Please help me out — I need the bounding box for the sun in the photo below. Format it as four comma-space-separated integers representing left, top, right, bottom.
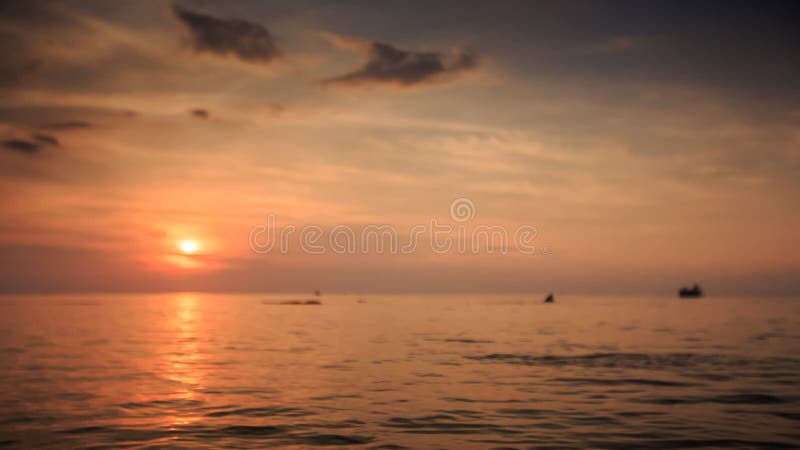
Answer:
179, 240, 199, 255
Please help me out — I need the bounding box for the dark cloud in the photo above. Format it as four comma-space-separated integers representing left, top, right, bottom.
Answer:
32, 133, 60, 146
172, 6, 280, 64
3, 139, 42, 154
325, 40, 478, 86
0, 0, 77, 90
42, 121, 92, 130
0, 57, 42, 87
0, 0, 70, 25
190, 108, 209, 119
2, 131, 61, 154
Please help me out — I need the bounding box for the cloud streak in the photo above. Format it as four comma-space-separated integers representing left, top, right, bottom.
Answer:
323, 35, 477, 87
173, 6, 280, 64
3, 132, 61, 155
42, 121, 92, 130
3, 139, 42, 155
32, 133, 59, 146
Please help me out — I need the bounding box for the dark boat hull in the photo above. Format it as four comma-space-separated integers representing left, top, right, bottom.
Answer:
678, 289, 703, 298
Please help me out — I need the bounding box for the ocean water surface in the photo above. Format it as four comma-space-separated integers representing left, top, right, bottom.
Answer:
0, 294, 798, 449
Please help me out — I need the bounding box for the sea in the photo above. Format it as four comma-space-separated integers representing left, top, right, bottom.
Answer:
0, 293, 798, 449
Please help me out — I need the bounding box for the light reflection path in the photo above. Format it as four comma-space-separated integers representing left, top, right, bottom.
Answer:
164, 293, 204, 429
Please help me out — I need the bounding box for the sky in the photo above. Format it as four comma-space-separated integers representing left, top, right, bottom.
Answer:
1, 0, 799, 295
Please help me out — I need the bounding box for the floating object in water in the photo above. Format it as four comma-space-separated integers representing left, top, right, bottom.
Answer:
678, 284, 703, 298
263, 299, 322, 305
544, 293, 555, 303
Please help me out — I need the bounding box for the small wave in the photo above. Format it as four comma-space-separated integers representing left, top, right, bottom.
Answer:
57, 423, 375, 447
219, 425, 287, 436
309, 394, 362, 401
495, 408, 551, 417
548, 377, 701, 387
414, 372, 444, 378
381, 414, 518, 435
60, 426, 167, 442
774, 412, 800, 421
585, 438, 800, 449
442, 397, 524, 404
441, 338, 495, 344
615, 411, 666, 418
750, 332, 784, 342
466, 352, 800, 372
724, 410, 800, 421
206, 406, 315, 418
636, 393, 789, 405
297, 433, 373, 445
0, 416, 40, 426
119, 398, 204, 409
320, 363, 353, 370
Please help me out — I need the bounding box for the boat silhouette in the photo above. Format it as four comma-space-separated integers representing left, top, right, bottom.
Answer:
678, 284, 703, 298
544, 293, 555, 303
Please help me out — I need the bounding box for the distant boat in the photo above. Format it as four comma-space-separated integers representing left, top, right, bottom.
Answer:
263, 299, 322, 306
679, 284, 703, 298
544, 293, 555, 303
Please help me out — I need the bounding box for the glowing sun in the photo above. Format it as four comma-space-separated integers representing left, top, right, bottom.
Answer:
179, 240, 199, 255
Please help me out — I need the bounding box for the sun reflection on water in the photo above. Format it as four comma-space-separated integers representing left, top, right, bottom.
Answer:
164, 293, 206, 428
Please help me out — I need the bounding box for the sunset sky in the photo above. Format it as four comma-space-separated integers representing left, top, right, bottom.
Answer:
1, 0, 798, 294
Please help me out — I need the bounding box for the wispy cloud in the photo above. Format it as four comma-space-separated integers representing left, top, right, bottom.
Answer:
322, 34, 477, 87
32, 133, 60, 146
173, 5, 280, 64
3, 132, 61, 155
42, 120, 92, 130
3, 139, 42, 155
